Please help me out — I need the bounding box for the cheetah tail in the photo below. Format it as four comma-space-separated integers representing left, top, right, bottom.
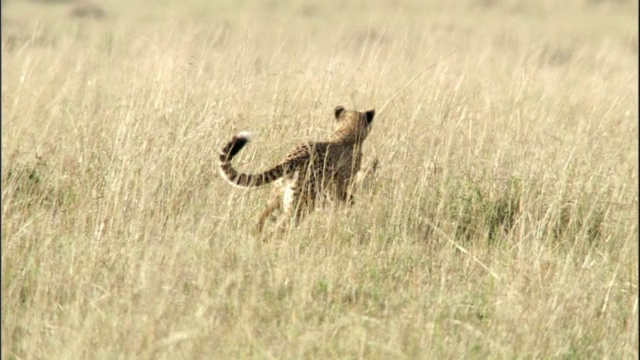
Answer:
218, 132, 285, 188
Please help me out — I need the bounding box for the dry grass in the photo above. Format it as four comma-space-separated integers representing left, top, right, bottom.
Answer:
2, 0, 638, 358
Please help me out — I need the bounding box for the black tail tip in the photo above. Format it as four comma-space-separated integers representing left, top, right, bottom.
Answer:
229, 136, 250, 157
221, 132, 251, 161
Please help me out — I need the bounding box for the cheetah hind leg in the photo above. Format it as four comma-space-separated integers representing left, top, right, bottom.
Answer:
254, 194, 282, 235
273, 182, 312, 235
273, 203, 310, 235
258, 171, 312, 236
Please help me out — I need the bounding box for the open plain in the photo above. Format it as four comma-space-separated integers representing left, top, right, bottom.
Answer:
2, 0, 638, 358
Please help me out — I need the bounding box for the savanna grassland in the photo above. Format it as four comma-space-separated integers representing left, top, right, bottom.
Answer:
2, 0, 638, 358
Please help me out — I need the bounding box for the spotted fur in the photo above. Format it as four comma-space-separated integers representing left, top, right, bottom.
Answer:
219, 106, 376, 233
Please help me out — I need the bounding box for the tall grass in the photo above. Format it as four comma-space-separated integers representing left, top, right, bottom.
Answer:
2, 0, 638, 358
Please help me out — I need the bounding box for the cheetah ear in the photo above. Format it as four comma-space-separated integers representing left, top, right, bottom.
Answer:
334, 106, 345, 120
365, 109, 375, 124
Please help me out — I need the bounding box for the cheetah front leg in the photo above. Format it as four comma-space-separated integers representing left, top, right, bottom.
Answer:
345, 158, 379, 205
354, 158, 379, 188
336, 177, 355, 206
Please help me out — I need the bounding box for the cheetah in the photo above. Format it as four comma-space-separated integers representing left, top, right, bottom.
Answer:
219, 106, 376, 233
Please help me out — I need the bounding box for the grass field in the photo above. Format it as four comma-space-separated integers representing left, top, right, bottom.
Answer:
2, 0, 638, 358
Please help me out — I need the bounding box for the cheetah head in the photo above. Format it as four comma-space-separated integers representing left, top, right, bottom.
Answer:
333, 106, 375, 143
